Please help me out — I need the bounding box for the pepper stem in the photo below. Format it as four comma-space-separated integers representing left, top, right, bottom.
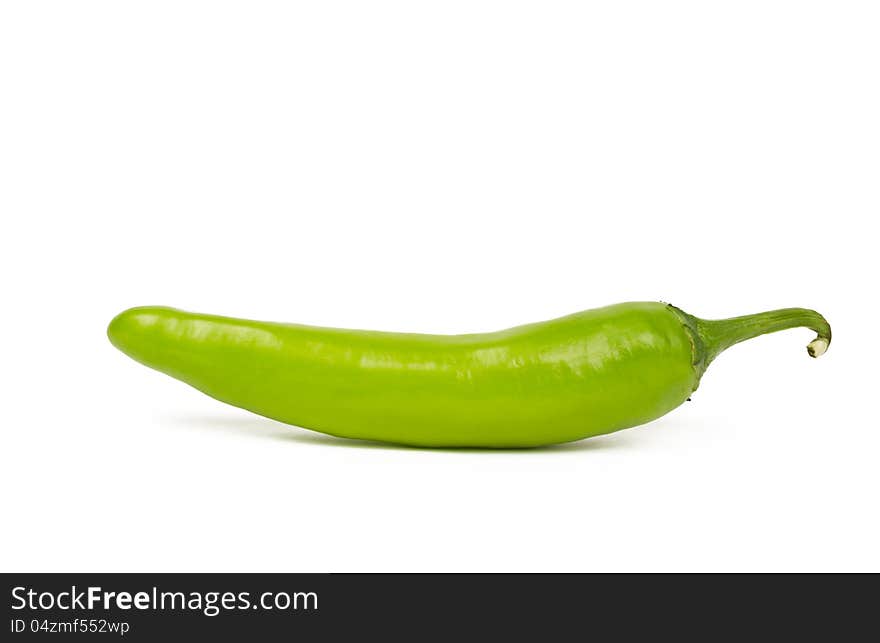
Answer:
695, 307, 832, 367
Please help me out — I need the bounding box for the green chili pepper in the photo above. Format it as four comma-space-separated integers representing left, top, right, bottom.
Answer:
107, 302, 830, 447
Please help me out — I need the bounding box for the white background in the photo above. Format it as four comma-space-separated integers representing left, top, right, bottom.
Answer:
1, 2, 877, 572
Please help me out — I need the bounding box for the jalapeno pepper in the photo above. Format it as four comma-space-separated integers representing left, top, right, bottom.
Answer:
107, 302, 830, 447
